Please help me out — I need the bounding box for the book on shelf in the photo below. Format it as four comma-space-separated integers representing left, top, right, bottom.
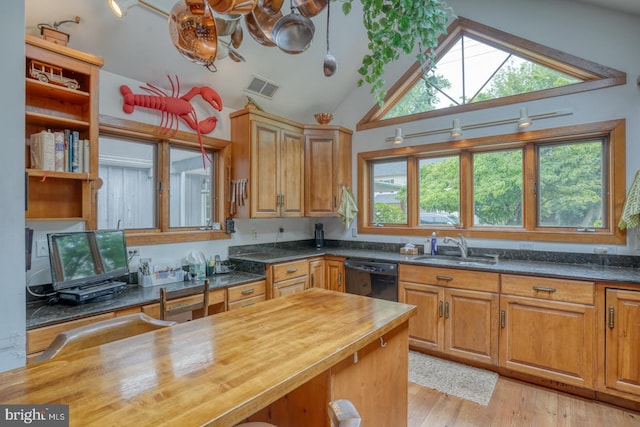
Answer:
72, 130, 80, 172
30, 129, 89, 174
83, 139, 90, 173
29, 130, 55, 171
54, 131, 65, 171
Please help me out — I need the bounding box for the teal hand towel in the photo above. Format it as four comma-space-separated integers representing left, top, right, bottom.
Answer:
338, 186, 358, 228
619, 170, 640, 230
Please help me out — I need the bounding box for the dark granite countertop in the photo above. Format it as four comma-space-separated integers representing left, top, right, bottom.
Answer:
26, 271, 265, 330
229, 248, 640, 285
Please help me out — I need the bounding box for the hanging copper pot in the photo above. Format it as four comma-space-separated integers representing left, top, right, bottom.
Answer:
258, 0, 284, 15
245, 5, 282, 47
292, 0, 327, 18
169, 0, 218, 69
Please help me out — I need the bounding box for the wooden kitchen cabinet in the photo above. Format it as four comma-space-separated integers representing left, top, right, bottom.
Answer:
270, 259, 310, 298
399, 264, 500, 365
227, 280, 266, 310
303, 126, 352, 217
309, 258, 326, 289
603, 287, 640, 398
325, 257, 345, 293
24, 34, 103, 228
230, 106, 304, 218
499, 274, 596, 388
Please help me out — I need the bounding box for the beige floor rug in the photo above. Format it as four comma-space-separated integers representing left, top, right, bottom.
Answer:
408, 351, 499, 406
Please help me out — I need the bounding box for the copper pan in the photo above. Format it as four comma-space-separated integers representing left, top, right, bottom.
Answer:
292, 0, 327, 18
258, 0, 284, 15
245, 5, 283, 47
209, 0, 257, 15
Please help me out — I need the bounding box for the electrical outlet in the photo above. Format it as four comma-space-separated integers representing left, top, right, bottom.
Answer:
36, 239, 48, 258
128, 248, 140, 257
252, 229, 258, 240
279, 227, 284, 233
351, 227, 357, 237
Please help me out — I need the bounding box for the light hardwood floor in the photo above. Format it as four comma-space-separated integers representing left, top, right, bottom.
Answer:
408, 377, 640, 426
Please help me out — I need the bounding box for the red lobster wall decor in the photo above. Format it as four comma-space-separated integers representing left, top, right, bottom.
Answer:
119, 75, 223, 166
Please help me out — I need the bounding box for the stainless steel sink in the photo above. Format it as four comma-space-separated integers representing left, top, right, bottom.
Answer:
414, 254, 499, 266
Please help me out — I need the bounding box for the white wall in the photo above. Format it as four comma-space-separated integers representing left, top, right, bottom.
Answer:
0, 2, 26, 371
333, 0, 640, 255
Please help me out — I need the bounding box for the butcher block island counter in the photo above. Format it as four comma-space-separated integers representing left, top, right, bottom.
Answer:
1, 289, 416, 427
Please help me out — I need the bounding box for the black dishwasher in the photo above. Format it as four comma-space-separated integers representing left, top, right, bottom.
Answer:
344, 259, 398, 302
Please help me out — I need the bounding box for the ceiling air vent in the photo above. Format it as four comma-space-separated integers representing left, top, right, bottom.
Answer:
245, 75, 280, 100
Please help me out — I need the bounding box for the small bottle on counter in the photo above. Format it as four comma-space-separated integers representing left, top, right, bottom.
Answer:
430, 232, 438, 255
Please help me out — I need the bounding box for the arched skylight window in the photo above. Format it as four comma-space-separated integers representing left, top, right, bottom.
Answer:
357, 18, 626, 131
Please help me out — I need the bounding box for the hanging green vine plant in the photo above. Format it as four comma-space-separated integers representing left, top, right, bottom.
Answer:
341, 0, 455, 105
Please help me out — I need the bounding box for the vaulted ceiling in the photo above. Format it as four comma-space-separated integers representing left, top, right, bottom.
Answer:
24, 0, 640, 124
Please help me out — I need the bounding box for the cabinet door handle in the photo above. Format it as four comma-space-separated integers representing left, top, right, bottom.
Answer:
436, 275, 453, 282
240, 288, 255, 295
444, 301, 449, 319
532, 286, 556, 293
500, 310, 506, 328
281, 194, 285, 207
241, 302, 256, 308
438, 300, 443, 317
608, 307, 615, 329
286, 268, 298, 274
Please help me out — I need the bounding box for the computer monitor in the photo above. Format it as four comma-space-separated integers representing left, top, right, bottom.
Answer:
47, 230, 129, 291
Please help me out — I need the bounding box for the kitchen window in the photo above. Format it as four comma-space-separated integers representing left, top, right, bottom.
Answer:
98, 115, 231, 245
358, 119, 625, 244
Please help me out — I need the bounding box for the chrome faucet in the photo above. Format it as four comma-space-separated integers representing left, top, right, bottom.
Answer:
443, 234, 469, 258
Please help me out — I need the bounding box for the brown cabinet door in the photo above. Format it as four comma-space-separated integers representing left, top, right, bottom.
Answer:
326, 259, 344, 292
605, 288, 640, 396
279, 127, 305, 217
273, 277, 308, 298
251, 120, 280, 217
500, 294, 595, 388
445, 288, 499, 365
304, 127, 352, 217
399, 281, 444, 353
309, 259, 326, 289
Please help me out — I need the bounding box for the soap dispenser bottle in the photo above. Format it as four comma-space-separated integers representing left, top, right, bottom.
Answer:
430, 232, 438, 255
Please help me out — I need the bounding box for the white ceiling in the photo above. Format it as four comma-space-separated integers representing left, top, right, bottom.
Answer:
24, 0, 640, 123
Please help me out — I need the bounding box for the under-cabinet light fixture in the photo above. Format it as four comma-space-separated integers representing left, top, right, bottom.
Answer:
450, 119, 463, 137
386, 108, 573, 143
392, 128, 404, 145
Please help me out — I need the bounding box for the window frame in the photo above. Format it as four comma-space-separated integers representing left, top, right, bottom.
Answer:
99, 114, 231, 246
356, 17, 626, 132
357, 119, 626, 244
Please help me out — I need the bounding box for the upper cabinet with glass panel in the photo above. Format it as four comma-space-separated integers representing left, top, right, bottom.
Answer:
357, 18, 626, 130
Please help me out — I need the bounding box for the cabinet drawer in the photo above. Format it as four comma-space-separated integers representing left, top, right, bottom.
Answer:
27, 312, 116, 354
501, 274, 594, 305
228, 280, 266, 303
272, 259, 309, 282
399, 264, 499, 293
228, 294, 267, 310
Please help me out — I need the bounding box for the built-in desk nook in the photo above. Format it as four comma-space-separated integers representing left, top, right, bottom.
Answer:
4, 288, 416, 426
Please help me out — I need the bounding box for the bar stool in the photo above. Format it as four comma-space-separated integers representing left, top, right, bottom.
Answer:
160, 278, 210, 321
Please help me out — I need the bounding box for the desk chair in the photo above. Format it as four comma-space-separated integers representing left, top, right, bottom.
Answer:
160, 279, 210, 321
35, 313, 176, 362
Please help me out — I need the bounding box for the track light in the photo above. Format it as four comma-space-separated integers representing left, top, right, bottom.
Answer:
108, 0, 139, 18
517, 107, 532, 129
450, 119, 463, 137
393, 128, 404, 145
